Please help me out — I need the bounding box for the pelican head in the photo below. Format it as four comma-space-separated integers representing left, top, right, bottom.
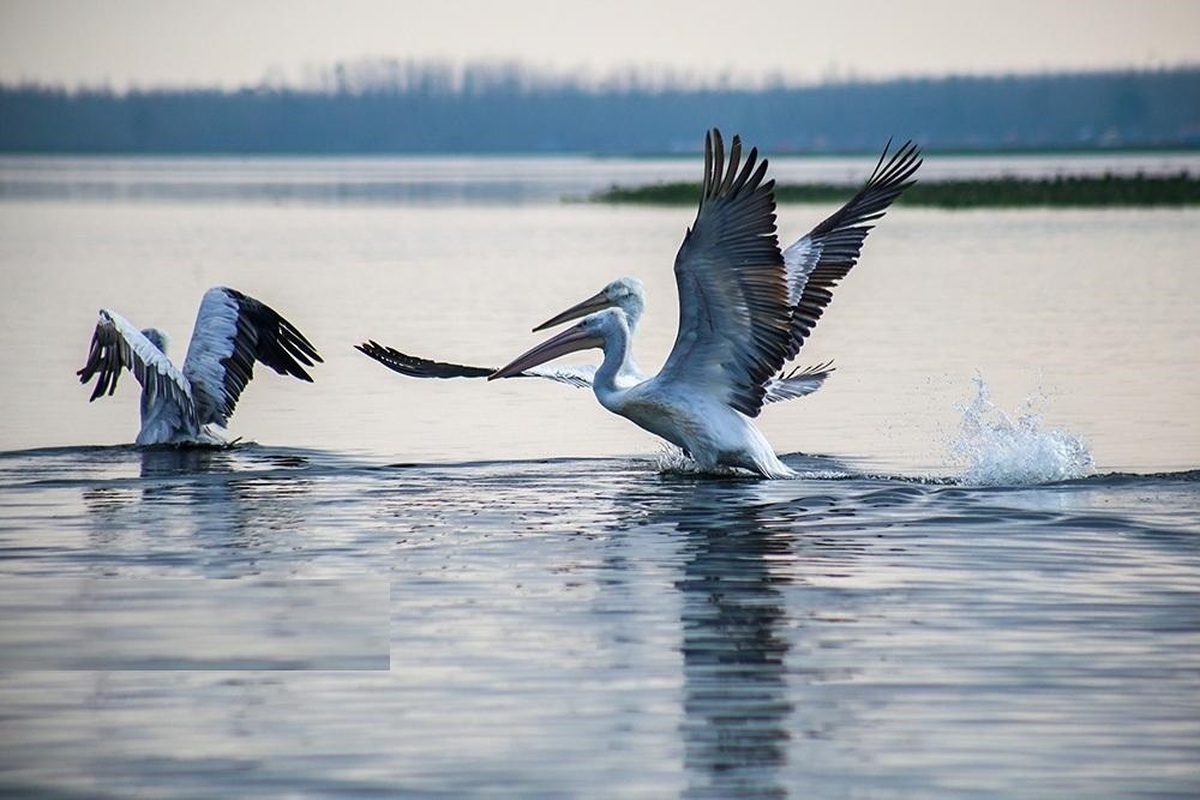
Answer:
533, 276, 645, 332
492, 308, 626, 380
141, 327, 169, 354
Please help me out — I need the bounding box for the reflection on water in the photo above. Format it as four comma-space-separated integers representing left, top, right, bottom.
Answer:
73, 445, 330, 578
667, 488, 795, 799
627, 480, 879, 798
0, 447, 1197, 796
2, 446, 389, 673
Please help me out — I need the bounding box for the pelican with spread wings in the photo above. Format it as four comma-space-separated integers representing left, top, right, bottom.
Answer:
489, 130, 921, 477
356, 275, 832, 402
78, 286, 322, 445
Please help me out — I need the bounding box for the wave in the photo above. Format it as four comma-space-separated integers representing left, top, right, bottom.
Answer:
0, 439, 1193, 489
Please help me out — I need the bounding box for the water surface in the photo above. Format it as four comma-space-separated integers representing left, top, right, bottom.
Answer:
1, 154, 1198, 798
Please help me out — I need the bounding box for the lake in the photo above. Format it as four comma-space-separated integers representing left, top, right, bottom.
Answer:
1, 152, 1198, 798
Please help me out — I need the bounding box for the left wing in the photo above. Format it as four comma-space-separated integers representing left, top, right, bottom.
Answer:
655, 129, 793, 418
356, 340, 594, 388
356, 341, 493, 379
182, 287, 322, 427
77, 308, 198, 423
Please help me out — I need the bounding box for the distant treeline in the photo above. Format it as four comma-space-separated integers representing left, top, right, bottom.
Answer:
2, 63, 1198, 154
593, 173, 1200, 208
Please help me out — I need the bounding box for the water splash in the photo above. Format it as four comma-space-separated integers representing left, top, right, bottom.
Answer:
949, 373, 1093, 487
652, 444, 739, 477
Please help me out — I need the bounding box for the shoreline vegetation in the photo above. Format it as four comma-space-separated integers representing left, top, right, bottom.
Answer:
589, 172, 1200, 208
3, 66, 1198, 154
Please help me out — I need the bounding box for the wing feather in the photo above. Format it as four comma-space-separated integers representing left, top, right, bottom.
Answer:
356, 340, 493, 379
521, 364, 596, 388
656, 129, 793, 418
77, 309, 198, 424
782, 139, 922, 360
183, 287, 322, 427
763, 360, 835, 404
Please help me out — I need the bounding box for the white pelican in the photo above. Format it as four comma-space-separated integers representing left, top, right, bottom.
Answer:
78, 286, 322, 445
489, 130, 921, 478
356, 276, 833, 402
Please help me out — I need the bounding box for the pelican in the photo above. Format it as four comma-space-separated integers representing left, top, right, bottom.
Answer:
490, 130, 921, 478
356, 276, 833, 402
77, 286, 323, 445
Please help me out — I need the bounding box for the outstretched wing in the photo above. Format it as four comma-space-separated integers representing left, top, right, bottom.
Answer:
77, 308, 198, 421
782, 139, 922, 360
182, 287, 322, 427
356, 340, 493, 379
763, 360, 835, 405
655, 129, 793, 418
355, 340, 594, 388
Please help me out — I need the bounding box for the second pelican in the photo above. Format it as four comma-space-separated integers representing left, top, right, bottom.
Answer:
490, 129, 920, 477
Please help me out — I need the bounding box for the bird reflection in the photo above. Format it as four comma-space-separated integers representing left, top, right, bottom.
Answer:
629, 482, 796, 799
138, 443, 240, 478
681, 517, 792, 794
604, 470, 878, 798
81, 444, 315, 576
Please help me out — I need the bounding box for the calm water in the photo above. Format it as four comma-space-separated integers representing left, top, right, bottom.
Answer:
1, 154, 1198, 798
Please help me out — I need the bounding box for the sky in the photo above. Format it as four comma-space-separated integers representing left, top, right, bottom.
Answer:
1, 0, 1198, 90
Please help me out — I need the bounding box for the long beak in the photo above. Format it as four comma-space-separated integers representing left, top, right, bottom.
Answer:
489, 322, 604, 380
533, 288, 612, 332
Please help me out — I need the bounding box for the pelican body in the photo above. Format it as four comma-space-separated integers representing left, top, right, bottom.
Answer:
491, 129, 921, 478
78, 286, 322, 445
504, 307, 793, 476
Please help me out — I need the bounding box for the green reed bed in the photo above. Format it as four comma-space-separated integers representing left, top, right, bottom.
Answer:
591, 172, 1200, 208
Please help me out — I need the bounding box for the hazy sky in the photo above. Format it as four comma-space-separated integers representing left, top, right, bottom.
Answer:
1, 0, 1197, 89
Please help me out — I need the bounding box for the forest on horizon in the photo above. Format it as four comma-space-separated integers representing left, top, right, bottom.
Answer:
1, 62, 1197, 154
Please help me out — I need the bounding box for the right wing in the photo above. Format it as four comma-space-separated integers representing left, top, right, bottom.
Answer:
77, 309, 198, 421
781, 139, 922, 361
182, 287, 322, 427
356, 340, 594, 388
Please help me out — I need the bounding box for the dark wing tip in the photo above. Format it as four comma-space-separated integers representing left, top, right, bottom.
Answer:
77, 317, 124, 401
235, 295, 322, 383
782, 138, 923, 362
869, 138, 923, 192
356, 339, 494, 380
780, 359, 836, 380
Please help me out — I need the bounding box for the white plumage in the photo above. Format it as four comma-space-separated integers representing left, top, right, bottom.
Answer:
78, 286, 322, 445
490, 129, 921, 478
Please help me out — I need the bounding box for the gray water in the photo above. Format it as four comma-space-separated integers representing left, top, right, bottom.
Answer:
1, 154, 1198, 798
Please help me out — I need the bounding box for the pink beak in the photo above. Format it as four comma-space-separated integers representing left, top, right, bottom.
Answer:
532, 288, 612, 332
489, 321, 604, 380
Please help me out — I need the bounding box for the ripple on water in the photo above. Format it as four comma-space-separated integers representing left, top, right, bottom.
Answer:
0, 443, 1197, 798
